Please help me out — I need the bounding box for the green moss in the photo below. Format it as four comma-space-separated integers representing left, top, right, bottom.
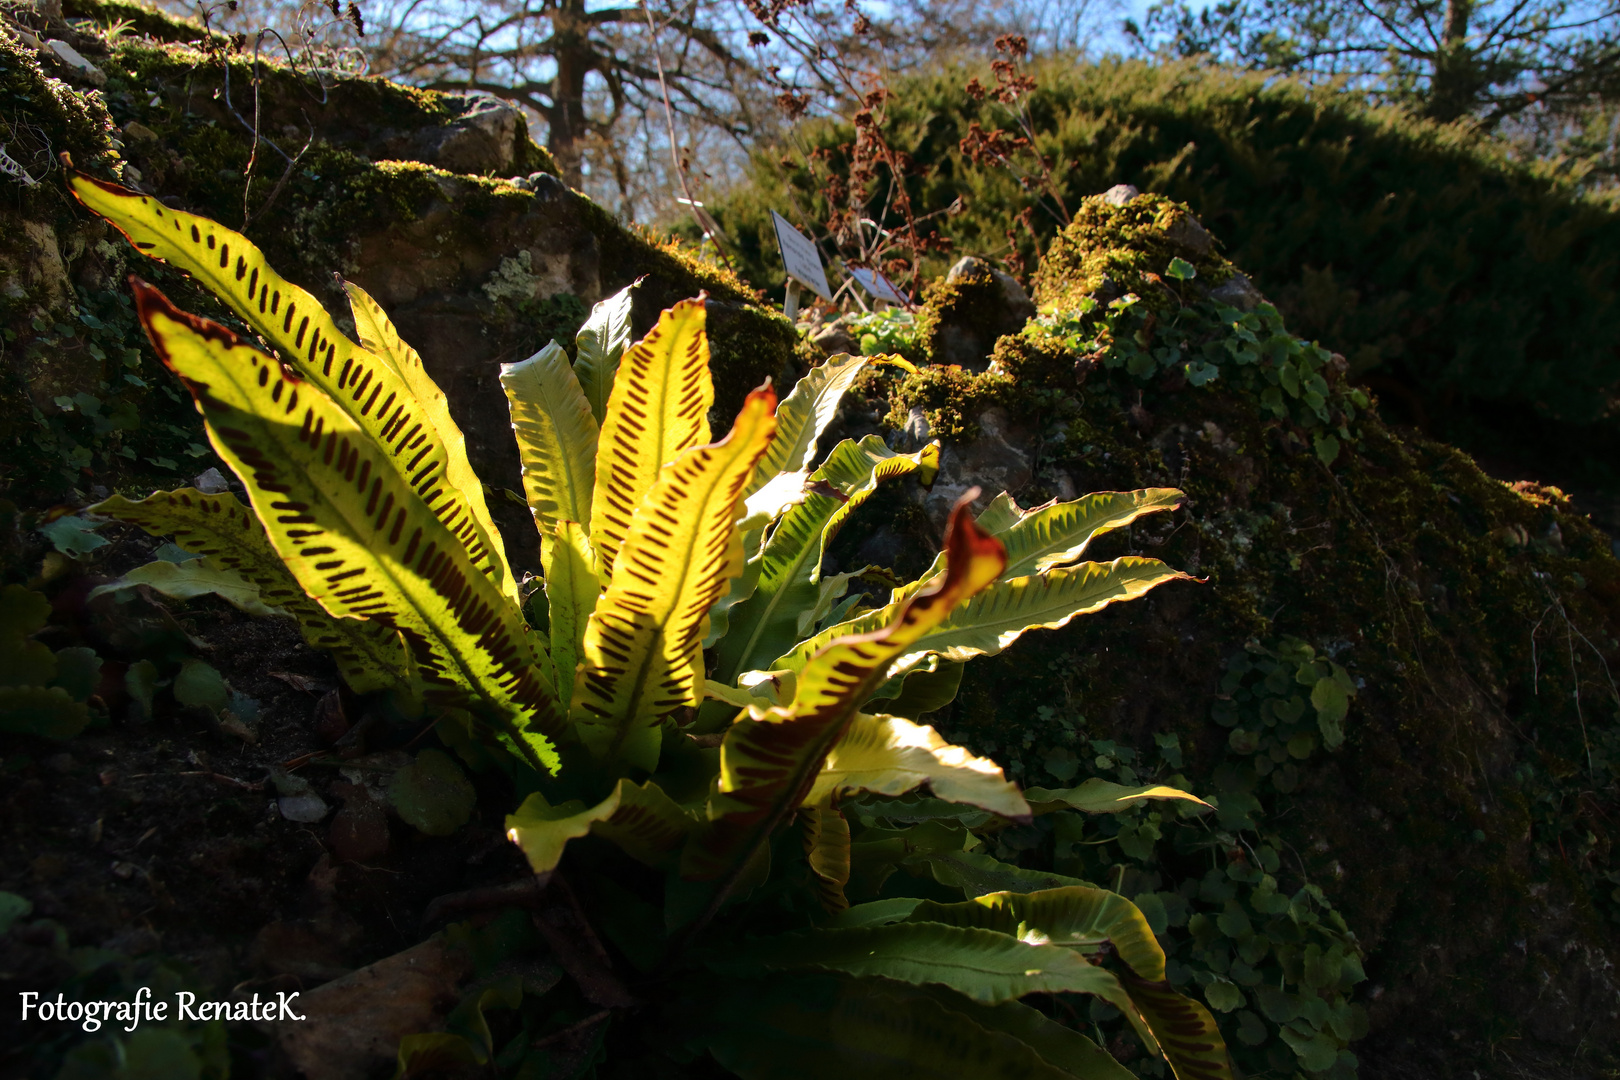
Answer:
1033, 192, 1234, 315
0, 34, 122, 207
914, 262, 1016, 363
883, 364, 1016, 441
64, 0, 217, 44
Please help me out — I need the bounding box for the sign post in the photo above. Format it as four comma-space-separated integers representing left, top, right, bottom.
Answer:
770, 211, 831, 321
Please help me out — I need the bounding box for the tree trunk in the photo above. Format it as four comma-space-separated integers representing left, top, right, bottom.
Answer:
1427, 0, 1479, 123
547, 0, 592, 187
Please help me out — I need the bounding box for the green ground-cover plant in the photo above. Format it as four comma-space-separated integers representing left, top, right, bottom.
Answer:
1029, 260, 1370, 466
1016, 640, 1369, 1079
0, 583, 104, 740
64, 171, 1239, 1077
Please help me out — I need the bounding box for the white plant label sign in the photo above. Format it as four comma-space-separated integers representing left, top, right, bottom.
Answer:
847, 266, 909, 306
770, 211, 832, 301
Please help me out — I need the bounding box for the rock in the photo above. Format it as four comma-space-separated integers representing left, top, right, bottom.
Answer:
918, 407, 1032, 529
1163, 213, 1214, 257
276, 936, 472, 1080
1206, 271, 1265, 311
120, 121, 159, 144
945, 256, 1037, 322
192, 467, 230, 494
924, 257, 1038, 371
1102, 183, 1140, 206
899, 405, 931, 451
414, 93, 523, 175
812, 322, 860, 357
44, 39, 105, 86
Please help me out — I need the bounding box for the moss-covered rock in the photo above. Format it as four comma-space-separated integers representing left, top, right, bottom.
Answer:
1033, 190, 1239, 314
915, 255, 1036, 370
842, 190, 1620, 1078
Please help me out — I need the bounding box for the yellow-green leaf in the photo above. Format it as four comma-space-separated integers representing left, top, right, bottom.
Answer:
993, 489, 1185, 578
69, 174, 517, 609
88, 558, 284, 617
588, 296, 713, 580
573, 386, 778, 770
501, 341, 599, 545
544, 520, 598, 712
779, 557, 1191, 679
713, 436, 941, 687
904, 887, 1236, 1080
91, 488, 408, 694
744, 352, 869, 499
907, 887, 1166, 980
506, 778, 697, 873
804, 712, 1029, 820
574, 283, 638, 425
1023, 778, 1211, 816
132, 282, 561, 770
1119, 975, 1236, 1080
801, 802, 852, 913
343, 278, 515, 607
717, 922, 1126, 1005
684, 494, 1006, 881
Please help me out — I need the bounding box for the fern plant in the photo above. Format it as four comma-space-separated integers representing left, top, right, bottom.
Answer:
69, 171, 1235, 1080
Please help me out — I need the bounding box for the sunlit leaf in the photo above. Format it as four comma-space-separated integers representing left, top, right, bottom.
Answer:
684, 495, 1005, 881
69, 173, 518, 608
91, 488, 408, 694
573, 386, 777, 771
1023, 778, 1211, 816
574, 282, 638, 425
506, 778, 697, 873
501, 341, 599, 544
588, 297, 713, 580
804, 712, 1028, 819
745, 352, 869, 498
801, 802, 851, 912
130, 282, 561, 771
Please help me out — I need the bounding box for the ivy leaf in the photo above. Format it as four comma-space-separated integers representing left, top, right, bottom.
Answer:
39, 516, 108, 556
0, 891, 32, 934
389, 749, 476, 836
1184, 360, 1219, 386
50, 647, 102, 702
173, 659, 229, 713
1235, 1009, 1269, 1046
1165, 257, 1197, 281
1314, 432, 1341, 465
1279, 1024, 1341, 1072
1311, 677, 1350, 748
125, 659, 159, 721
1204, 977, 1244, 1012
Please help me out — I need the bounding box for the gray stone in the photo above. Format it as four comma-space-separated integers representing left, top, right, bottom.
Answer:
899, 405, 931, 451
45, 39, 105, 86
919, 407, 1032, 529
415, 94, 523, 175
932, 256, 1038, 371
1092, 273, 1121, 305
1206, 271, 1265, 312
1102, 184, 1140, 206
812, 323, 860, 357
1163, 214, 1214, 257
193, 467, 230, 494
945, 256, 1037, 323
